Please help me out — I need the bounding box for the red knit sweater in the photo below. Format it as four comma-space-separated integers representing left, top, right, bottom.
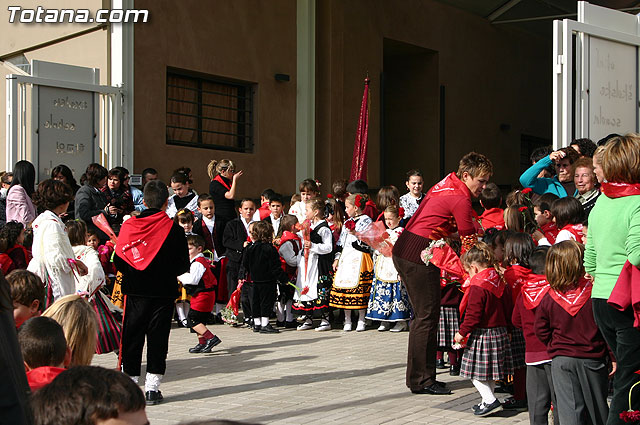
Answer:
459, 285, 513, 336
393, 174, 477, 264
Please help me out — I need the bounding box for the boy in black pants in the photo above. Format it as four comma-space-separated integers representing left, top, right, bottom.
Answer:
243, 221, 289, 333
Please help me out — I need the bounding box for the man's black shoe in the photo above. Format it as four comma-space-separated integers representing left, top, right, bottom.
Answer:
145, 390, 163, 405
188, 343, 205, 353
411, 383, 452, 395
201, 336, 222, 353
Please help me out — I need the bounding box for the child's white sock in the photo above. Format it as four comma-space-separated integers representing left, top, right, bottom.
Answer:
471, 379, 497, 404
261, 317, 269, 327
145, 373, 163, 392
285, 300, 294, 322
358, 309, 366, 322
344, 310, 352, 325
253, 317, 261, 326
275, 302, 285, 322
176, 302, 188, 323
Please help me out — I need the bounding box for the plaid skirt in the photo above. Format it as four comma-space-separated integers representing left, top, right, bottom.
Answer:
437, 306, 460, 349
91, 293, 123, 354
511, 328, 526, 369
460, 327, 513, 381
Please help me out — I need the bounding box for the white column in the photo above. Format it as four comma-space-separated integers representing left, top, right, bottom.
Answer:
111, 0, 134, 171
296, 0, 316, 189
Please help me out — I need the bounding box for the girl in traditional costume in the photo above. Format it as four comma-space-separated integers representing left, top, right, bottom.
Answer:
329, 194, 374, 332
365, 205, 410, 331
293, 198, 334, 331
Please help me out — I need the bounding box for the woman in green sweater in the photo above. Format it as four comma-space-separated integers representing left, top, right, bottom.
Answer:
584, 134, 640, 425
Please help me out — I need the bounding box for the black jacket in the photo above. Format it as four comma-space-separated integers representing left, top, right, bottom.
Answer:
75, 184, 109, 241
113, 208, 190, 298
242, 241, 289, 284
223, 218, 248, 263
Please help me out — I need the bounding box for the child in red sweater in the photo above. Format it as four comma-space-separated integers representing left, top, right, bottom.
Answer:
18, 316, 71, 391
478, 183, 505, 231
512, 247, 559, 425
532, 194, 559, 245
502, 232, 535, 410
535, 241, 610, 425
455, 242, 513, 417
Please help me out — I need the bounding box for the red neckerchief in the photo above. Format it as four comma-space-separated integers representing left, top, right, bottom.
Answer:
115, 211, 173, 270
548, 277, 592, 316
279, 231, 301, 248
601, 182, 640, 198
480, 208, 504, 230
459, 267, 504, 314
522, 273, 550, 309
0, 253, 14, 275
27, 366, 65, 391
560, 223, 583, 242
213, 174, 231, 191
541, 222, 559, 244
504, 264, 531, 302
194, 256, 217, 289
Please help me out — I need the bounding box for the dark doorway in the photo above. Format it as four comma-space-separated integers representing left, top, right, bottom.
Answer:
381, 39, 439, 190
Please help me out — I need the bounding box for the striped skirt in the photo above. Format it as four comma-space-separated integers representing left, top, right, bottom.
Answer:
92, 292, 123, 354
329, 254, 374, 310
437, 306, 460, 349
460, 327, 513, 381
511, 328, 526, 369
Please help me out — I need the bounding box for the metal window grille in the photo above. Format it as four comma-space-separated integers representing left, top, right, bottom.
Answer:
166, 70, 253, 152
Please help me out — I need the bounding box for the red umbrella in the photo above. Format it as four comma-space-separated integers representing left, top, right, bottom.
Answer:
349, 76, 371, 182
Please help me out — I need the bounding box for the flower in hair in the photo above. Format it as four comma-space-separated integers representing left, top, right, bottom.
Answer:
398, 207, 405, 218
355, 194, 364, 209
521, 188, 533, 194
315, 179, 322, 187
327, 194, 334, 199
518, 206, 528, 212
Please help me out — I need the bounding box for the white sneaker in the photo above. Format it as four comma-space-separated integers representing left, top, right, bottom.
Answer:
315, 323, 331, 332
378, 323, 390, 332
343, 323, 352, 332
297, 322, 313, 331
356, 321, 366, 332
390, 321, 407, 332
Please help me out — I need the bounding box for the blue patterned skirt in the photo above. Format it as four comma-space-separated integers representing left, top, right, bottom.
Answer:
365, 278, 411, 321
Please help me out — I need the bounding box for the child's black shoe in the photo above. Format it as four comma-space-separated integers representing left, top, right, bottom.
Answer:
260, 324, 279, 334
450, 365, 460, 376
201, 336, 222, 353
436, 359, 447, 369
276, 320, 286, 327
285, 320, 298, 328
253, 325, 262, 333
189, 343, 205, 353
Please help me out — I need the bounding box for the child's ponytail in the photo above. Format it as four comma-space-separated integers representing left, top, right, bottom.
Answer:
461, 241, 497, 269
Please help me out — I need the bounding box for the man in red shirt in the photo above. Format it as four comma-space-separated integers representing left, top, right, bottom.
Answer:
392, 152, 492, 395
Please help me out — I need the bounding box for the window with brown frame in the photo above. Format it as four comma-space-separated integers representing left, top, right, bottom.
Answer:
166, 69, 253, 152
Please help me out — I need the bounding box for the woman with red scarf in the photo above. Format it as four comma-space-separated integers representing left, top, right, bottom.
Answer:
584, 134, 640, 424
392, 152, 492, 395
207, 159, 243, 239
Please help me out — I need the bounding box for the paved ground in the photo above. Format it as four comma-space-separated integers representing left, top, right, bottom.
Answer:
93, 320, 529, 425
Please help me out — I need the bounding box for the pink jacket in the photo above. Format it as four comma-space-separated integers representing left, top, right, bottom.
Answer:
6, 185, 36, 227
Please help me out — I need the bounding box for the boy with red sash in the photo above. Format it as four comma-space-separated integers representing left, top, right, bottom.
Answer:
511, 247, 559, 425
178, 235, 221, 353
535, 241, 611, 425
114, 180, 190, 405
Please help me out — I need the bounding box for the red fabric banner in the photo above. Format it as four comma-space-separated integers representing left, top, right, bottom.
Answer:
350, 77, 370, 182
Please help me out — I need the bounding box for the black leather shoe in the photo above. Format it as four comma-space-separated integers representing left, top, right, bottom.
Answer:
275, 320, 285, 327
188, 343, 205, 353
145, 390, 163, 405
450, 365, 460, 376
435, 359, 447, 369
285, 320, 298, 328
474, 399, 503, 416
260, 324, 280, 334
253, 325, 262, 333
411, 383, 452, 395
201, 336, 222, 353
